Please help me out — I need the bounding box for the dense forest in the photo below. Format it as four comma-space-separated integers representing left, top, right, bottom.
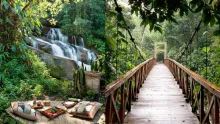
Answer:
105, 0, 220, 85
1, 0, 220, 123
0, 0, 105, 123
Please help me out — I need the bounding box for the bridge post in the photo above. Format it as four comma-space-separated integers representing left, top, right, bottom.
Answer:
134, 73, 137, 99
127, 80, 132, 112
190, 78, 195, 109
200, 85, 205, 122
140, 68, 143, 88
184, 74, 188, 97
213, 96, 219, 124
119, 84, 125, 123
105, 96, 112, 123
177, 67, 180, 84
137, 71, 140, 93
175, 65, 178, 81
181, 71, 184, 93
179, 70, 182, 88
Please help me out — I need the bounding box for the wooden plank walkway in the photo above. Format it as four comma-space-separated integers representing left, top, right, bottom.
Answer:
124, 63, 199, 124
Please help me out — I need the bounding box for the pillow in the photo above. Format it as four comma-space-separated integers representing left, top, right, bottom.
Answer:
11, 102, 37, 121
62, 101, 77, 109
68, 101, 102, 119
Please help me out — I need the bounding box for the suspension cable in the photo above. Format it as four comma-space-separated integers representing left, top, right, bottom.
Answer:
177, 20, 202, 61
177, 0, 213, 61
113, 0, 145, 60
185, 50, 187, 66
205, 26, 208, 79
197, 27, 199, 71
126, 30, 128, 71
116, 13, 119, 78
189, 42, 191, 69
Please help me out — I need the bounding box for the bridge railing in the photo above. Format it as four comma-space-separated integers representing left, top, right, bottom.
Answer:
104, 58, 156, 124
165, 58, 220, 124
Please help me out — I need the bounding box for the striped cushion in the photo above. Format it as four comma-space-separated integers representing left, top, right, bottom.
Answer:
68, 101, 102, 119
11, 102, 37, 121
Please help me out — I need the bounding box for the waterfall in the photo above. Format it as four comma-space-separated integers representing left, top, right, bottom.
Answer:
73, 36, 77, 45
47, 29, 56, 43
77, 37, 85, 47
56, 41, 77, 61
51, 44, 65, 57
30, 28, 97, 71
57, 29, 68, 43
29, 37, 38, 49
87, 50, 97, 63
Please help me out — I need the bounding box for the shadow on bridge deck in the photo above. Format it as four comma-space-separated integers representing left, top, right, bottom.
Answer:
124, 63, 199, 124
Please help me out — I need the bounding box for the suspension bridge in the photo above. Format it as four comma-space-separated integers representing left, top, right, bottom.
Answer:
104, 48, 220, 124
104, 28, 220, 123
103, 0, 220, 123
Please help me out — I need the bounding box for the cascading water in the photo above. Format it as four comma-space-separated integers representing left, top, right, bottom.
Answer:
30, 28, 97, 71
29, 37, 38, 49
73, 36, 77, 45
51, 44, 65, 57
77, 37, 85, 47
87, 50, 97, 63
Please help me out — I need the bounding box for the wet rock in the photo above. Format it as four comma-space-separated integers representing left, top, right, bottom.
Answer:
76, 47, 90, 64
30, 47, 78, 80
37, 42, 53, 55
41, 27, 51, 36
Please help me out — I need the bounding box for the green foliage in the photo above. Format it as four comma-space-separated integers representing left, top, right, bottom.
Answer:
0, 1, 46, 113
105, 2, 147, 83
0, 47, 70, 99
0, 94, 10, 111
33, 84, 43, 97
157, 52, 164, 62
0, 0, 41, 49
128, 0, 220, 35
47, 64, 65, 79
20, 82, 33, 99
202, 46, 211, 53
144, 5, 220, 87
87, 35, 105, 52
90, 54, 105, 73
0, 46, 73, 123
0, 47, 72, 122
0, 0, 105, 122
38, 0, 68, 25
209, 37, 220, 86
56, 0, 105, 52
71, 68, 101, 101
0, 112, 22, 124
87, 89, 95, 98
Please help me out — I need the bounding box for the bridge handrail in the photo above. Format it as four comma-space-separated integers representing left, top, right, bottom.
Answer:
104, 58, 156, 97
165, 58, 220, 123
165, 58, 220, 97
104, 58, 156, 123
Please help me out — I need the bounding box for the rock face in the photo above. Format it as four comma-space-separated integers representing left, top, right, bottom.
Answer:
27, 27, 98, 80
31, 47, 78, 80
29, 28, 96, 66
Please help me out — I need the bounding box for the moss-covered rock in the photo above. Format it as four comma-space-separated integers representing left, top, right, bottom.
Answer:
30, 47, 79, 80
47, 64, 65, 79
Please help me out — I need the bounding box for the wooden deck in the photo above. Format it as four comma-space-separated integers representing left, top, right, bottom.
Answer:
124, 63, 199, 124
